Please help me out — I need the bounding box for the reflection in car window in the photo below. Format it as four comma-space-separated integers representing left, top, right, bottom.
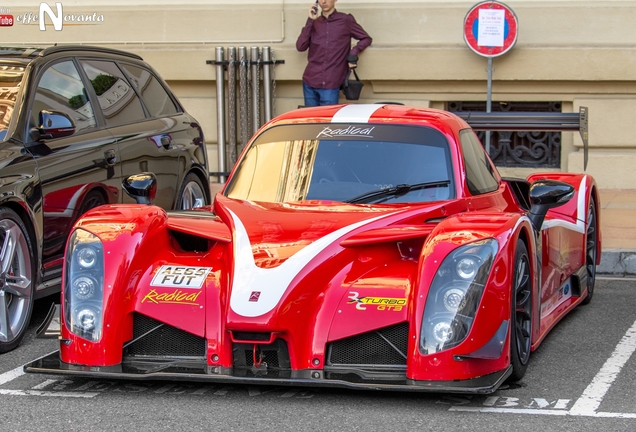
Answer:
460, 129, 499, 195
119, 63, 178, 117
32, 61, 96, 135
0, 64, 25, 141
80, 60, 146, 127
226, 125, 453, 204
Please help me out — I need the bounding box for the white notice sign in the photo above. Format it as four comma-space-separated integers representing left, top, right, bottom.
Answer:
478, 9, 505, 47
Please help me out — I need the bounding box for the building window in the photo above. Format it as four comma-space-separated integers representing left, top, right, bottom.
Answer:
447, 101, 562, 168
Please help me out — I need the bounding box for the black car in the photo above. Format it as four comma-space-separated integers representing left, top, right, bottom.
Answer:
0, 46, 211, 352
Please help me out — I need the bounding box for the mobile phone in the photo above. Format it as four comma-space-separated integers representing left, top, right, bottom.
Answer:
312, 1, 319, 15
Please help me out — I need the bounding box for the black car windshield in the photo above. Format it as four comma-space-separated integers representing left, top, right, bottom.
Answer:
0, 63, 26, 141
225, 123, 454, 204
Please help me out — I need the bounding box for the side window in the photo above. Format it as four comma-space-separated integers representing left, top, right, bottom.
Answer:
460, 129, 499, 195
32, 60, 97, 135
119, 63, 179, 117
79, 60, 146, 127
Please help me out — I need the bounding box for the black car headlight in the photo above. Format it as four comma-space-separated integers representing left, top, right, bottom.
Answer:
420, 239, 498, 355
64, 229, 105, 342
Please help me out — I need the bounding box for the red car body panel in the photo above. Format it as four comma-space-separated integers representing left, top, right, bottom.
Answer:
27, 104, 600, 393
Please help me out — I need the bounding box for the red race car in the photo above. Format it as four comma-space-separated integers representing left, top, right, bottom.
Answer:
26, 104, 599, 394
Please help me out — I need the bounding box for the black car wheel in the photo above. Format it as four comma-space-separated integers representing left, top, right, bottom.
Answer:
0, 208, 35, 353
177, 173, 208, 210
508, 240, 532, 382
582, 197, 598, 305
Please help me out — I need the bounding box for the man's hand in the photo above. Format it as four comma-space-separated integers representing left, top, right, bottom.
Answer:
348, 63, 357, 69
309, 2, 320, 20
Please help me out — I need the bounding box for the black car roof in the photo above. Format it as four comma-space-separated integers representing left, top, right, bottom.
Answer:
0, 45, 143, 61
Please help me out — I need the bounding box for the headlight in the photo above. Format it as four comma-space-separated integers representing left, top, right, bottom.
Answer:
420, 239, 498, 355
64, 229, 105, 342
72, 276, 97, 300
76, 246, 98, 269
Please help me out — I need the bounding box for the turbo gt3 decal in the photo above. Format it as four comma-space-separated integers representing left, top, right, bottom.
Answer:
150, 265, 212, 289
331, 104, 384, 123
228, 209, 392, 317
347, 291, 407, 311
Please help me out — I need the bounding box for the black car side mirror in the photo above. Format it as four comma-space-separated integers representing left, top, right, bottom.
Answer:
37, 110, 76, 139
123, 172, 157, 205
528, 180, 575, 230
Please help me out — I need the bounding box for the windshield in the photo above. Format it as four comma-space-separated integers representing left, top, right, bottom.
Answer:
0, 63, 26, 141
225, 124, 454, 204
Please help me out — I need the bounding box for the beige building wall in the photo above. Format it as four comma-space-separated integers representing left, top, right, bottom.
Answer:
4, 0, 636, 188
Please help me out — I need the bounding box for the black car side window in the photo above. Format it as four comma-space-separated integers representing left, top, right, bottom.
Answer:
32, 60, 97, 135
460, 129, 499, 195
79, 60, 146, 127
119, 63, 179, 118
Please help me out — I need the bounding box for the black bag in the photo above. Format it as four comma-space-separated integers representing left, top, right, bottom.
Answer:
341, 69, 364, 101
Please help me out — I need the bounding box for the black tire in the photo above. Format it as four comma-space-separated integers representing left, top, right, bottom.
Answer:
0, 207, 35, 353
176, 172, 208, 210
581, 197, 598, 305
508, 240, 532, 382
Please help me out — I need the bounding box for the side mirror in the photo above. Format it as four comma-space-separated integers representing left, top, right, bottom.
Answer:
123, 172, 157, 204
38, 110, 76, 139
528, 180, 575, 230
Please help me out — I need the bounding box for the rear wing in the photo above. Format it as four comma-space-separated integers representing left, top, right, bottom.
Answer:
455, 107, 589, 169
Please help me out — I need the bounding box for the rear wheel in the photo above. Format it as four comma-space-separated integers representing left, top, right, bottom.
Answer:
176, 173, 208, 210
582, 197, 598, 305
0, 208, 35, 353
508, 240, 532, 382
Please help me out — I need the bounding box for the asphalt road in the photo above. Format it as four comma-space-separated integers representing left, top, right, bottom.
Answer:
2, 278, 636, 432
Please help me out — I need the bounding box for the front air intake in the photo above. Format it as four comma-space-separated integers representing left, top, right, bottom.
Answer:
124, 313, 206, 358
327, 322, 409, 367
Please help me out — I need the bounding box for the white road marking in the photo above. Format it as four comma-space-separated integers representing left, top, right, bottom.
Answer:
31, 379, 58, 390
0, 366, 25, 386
0, 389, 98, 398
569, 318, 636, 415
449, 317, 636, 418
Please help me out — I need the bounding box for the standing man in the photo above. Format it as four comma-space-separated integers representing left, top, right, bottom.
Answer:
296, 0, 372, 106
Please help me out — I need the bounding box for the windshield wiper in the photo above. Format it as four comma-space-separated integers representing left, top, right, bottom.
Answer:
345, 180, 451, 204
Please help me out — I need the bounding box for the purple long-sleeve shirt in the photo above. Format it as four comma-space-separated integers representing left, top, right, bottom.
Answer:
296, 10, 372, 89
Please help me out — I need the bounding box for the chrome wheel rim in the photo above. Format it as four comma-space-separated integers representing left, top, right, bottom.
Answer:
180, 181, 206, 209
0, 219, 32, 343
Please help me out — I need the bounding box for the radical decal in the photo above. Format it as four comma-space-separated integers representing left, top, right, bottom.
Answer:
317, 125, 375, 139
347, 292, 407, 311
150, 265, 212, 289
141, 289, 202, 306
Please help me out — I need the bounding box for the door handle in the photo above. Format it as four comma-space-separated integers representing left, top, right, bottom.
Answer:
104, 149, 117, 165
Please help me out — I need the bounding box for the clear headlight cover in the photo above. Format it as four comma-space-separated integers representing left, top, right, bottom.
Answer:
64, 229, 105, 342
420, 239, 498, 355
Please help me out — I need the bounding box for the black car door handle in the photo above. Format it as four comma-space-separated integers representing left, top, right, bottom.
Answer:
104, 149, 117, 165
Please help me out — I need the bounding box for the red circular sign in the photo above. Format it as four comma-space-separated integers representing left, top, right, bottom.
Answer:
464, 1, 518, 58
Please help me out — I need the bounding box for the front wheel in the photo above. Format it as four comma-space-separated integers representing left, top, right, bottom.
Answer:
0, 207, 35, 353
508, 240, 532, 382
176, 172, 208, 210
